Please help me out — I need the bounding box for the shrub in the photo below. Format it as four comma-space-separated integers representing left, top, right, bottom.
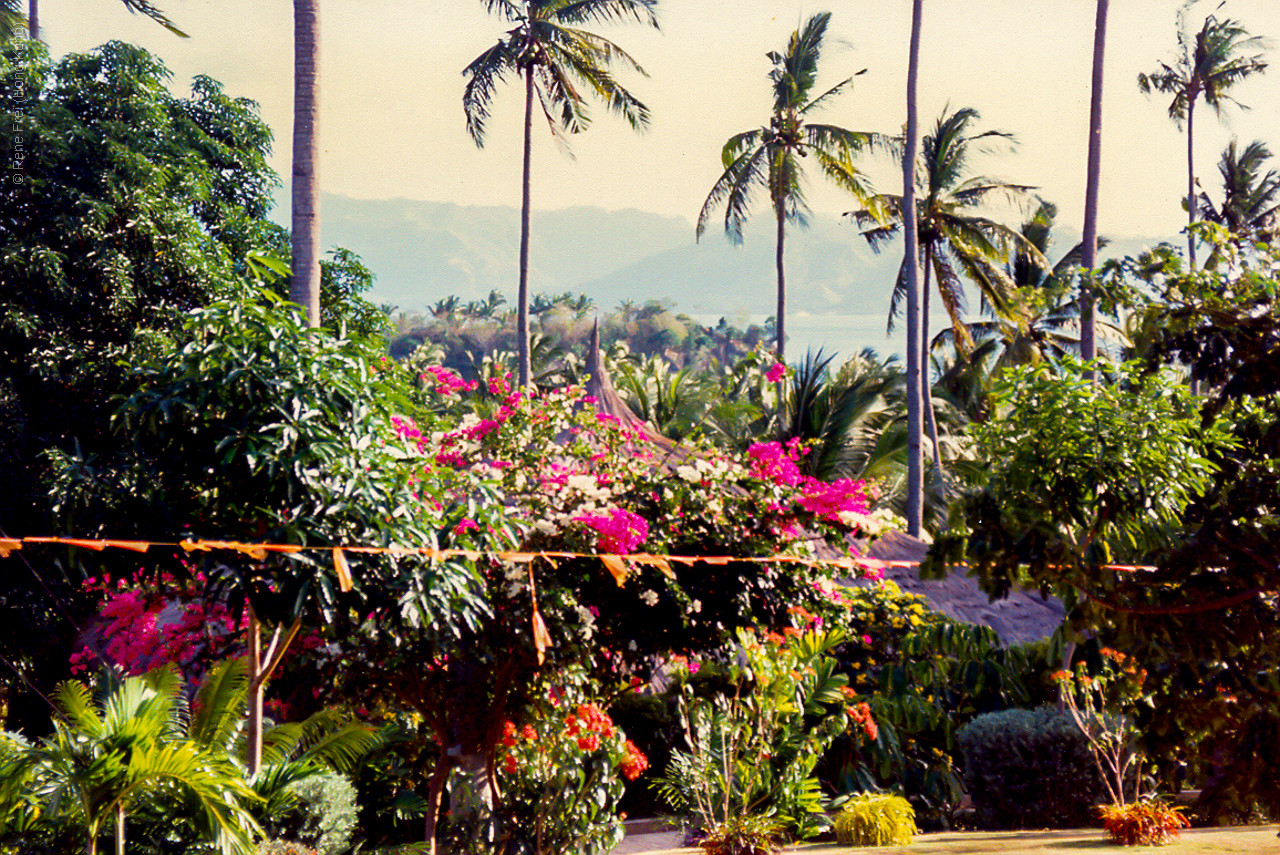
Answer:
833, 793, 917, 846
278, 775, 359, 855
653, 628, 862, 841
1097, 798, 1190, 846
697, 815, 783, 855
956, 706, 1102, 829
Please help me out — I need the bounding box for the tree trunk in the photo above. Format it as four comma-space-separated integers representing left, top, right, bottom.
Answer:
1186, 94, 1197, 270
244, 606, 302, 775
903, 0, 925, 537
115, 806, 125, 855
423, 755, 453, 855
290, 0, 322, 328
246, 608, 264, 775
920, 249, 945, 488
27, 0, 36, 41
1080, 0, 1107, 369
517, 65, 535, 388
775, 202, 787, 363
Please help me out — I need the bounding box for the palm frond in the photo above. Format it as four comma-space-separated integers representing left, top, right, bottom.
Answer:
770, 11, 831, 110
120, 0, 187, 37
552, 31, 651, 132
698, 144, 769, 243
478, 0, 524, 20
811, 144, 874, 206
801, 76, 854, 115
53, 681, 103, 738
189, 658, 250, 752
462, 39, 517, 146
554, 0, 659, 29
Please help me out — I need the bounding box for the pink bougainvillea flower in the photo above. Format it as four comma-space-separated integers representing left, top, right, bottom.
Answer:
574, 507, 649, 554
766, 363, 787, 383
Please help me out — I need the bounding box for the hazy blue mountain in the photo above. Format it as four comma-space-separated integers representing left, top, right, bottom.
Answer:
294, 192, 1176, 360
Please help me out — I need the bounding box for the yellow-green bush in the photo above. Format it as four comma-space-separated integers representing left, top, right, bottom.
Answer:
833, 793, 917, 846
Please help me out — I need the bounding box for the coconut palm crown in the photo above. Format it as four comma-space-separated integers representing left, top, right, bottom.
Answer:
1138, 10, 1267, 267
1197, 139, 1280, 247
463, 0, 659, 388
696, 11, 883, 363
852, 106, 1044, 353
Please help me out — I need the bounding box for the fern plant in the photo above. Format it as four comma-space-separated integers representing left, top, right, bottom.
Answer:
833, 793, 917, 846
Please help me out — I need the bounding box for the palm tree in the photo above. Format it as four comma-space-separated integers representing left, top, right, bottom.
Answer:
0, 667, 260, 855
852, 106, 1044, 484
696, 11, 881, 364
903, 0, 924, 536
1138, 9, 1267, 269
1197, 139, 1280, 251
463, 0, 659, 388
1080, 0, 1108, 364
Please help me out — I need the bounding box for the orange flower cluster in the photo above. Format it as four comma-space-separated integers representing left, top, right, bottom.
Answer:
566, 702, 616, 752
846, 701, 877, 741
620, 739, 649, 780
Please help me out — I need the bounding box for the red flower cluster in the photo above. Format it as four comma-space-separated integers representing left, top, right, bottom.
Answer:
847, 701, 877, 741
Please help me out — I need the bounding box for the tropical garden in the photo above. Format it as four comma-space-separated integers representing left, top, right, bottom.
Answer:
1, 1, 1279, 854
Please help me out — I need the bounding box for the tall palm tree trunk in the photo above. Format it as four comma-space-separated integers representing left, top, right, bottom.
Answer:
517, 65, 534, 388
27, 0, 36, 40
1186, 96, 1197, 269
903, 0, 925, 536
290, 0, 321, 328
919, 246, 945, 483
775, 202, 787, 362
1080, 0, 1107, 366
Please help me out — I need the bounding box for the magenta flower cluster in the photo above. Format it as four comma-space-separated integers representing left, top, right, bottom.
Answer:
421, 365, 479, 396
748, 440, 871, 526
74, 577, 242, 678
573, 507, 650, 554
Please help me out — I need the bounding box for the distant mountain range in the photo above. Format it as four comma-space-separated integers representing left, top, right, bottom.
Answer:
287, 192, 1172, 360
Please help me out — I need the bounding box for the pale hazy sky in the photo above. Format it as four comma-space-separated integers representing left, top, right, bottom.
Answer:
42, 1, 1280, 241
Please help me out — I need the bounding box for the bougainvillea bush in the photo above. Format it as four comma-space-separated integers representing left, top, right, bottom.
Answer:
333, 368, 887, 849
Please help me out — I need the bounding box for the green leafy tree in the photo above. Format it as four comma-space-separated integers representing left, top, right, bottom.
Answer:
697, 11, 880, 363
0, 667, 260, 855
462, 0, 659, 388
942, 234, 1280, 820
49, 293, 489, 776
930, 356, 1228, 599
0, 40, 277, 733
1138, 8, 1267, 268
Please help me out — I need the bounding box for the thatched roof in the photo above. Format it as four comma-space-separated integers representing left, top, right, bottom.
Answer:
857, 530, 1065, 646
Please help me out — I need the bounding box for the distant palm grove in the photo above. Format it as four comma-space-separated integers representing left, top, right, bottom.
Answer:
2, 2, 1280, 854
